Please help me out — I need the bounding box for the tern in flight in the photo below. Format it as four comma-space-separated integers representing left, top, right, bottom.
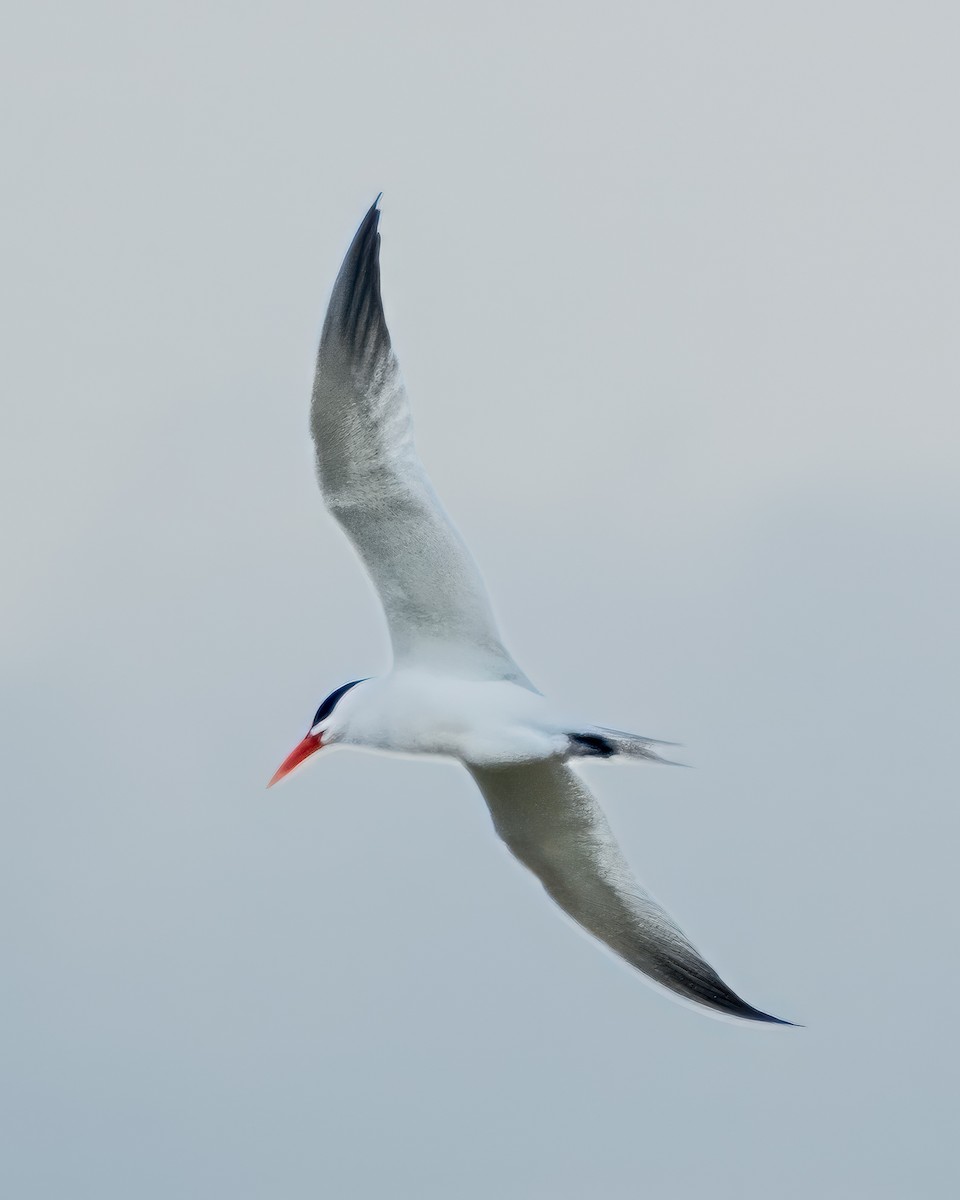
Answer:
271, 199, 792, 1025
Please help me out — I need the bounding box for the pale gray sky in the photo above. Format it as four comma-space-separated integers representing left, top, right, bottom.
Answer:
3, 2, 959, 1196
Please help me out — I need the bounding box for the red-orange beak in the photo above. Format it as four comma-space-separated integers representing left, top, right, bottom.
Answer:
268, 731, 323, 787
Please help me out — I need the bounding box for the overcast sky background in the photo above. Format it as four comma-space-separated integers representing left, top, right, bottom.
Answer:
3, 2, 959, 1197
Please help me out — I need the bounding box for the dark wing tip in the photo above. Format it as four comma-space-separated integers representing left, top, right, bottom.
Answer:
321, 197, 391, 362
669, 956, 797, 1025
702, 983, 797, 1026
705, 990, 798, 1026
739, 1007, 799, 1027
695, 991, 797, 1026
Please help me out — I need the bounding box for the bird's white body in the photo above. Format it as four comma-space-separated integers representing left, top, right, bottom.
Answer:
271, 200, 791, 1025
327, 672, 569, 764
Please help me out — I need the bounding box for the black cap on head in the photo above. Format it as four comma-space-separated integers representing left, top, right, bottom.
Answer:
311, 680, 366, 729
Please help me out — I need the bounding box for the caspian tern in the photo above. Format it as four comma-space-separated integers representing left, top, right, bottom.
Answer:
270, 199, 791, 1025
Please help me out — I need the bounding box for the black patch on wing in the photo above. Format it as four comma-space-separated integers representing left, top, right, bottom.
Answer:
569, 733, 616, 758
321, 198, 391, 366
312, 679, 365, 729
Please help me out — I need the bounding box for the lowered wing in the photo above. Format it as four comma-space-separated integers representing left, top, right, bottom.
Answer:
469, 759, 790, 1023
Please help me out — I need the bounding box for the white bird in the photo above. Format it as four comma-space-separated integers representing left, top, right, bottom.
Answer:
270, 199, 792, 1025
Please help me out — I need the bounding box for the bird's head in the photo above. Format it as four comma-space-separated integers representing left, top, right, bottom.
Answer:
268, 679, 367, 787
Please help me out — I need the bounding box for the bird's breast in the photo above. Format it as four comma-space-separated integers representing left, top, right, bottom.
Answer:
343, 673, 563, 766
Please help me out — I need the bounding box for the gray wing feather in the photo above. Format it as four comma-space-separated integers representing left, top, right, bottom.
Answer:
469, 759, 789, 1023
311, 202, 532, 686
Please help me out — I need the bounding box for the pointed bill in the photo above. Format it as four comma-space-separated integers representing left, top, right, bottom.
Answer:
268, 732, 323, 787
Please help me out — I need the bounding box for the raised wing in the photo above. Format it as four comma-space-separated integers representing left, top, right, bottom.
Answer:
311, 201, 532, 687
469, 759, 790, 1023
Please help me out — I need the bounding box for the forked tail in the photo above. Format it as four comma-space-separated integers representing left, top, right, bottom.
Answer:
568, 728, 685, 766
